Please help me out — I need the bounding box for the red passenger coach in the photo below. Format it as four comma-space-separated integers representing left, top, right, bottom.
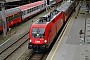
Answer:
0, 8, 21, 32
57, 1, 75, 22
28, 10, 64, 51
6, 8, 22, 27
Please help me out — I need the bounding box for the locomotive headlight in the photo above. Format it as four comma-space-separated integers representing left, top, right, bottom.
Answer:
29, 39, 32, 42
44, 40, 47, 43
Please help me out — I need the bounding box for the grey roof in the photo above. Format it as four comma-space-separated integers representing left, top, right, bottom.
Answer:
0, 7, 20, 17
35, 10, 59, 24
57, 1, 73, 12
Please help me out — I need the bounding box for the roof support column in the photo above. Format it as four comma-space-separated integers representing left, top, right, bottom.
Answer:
1, 3, 7, 37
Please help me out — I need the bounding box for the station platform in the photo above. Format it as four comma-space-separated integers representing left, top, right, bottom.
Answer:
46, 2, 90, 60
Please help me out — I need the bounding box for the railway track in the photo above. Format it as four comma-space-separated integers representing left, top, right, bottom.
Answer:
27, 51, 48, 60
0, 32, 29, 60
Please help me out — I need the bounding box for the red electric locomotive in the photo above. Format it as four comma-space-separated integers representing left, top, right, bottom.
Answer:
28, 1, 76, 51
28, 10, 64, 51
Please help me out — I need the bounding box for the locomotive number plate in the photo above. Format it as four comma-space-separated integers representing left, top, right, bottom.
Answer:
35, 41, 40, 43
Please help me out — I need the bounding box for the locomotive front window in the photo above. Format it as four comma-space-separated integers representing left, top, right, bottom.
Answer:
32, 28, 45, 38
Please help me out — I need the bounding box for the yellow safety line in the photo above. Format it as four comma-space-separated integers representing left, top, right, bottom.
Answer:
50, 17, 72, 60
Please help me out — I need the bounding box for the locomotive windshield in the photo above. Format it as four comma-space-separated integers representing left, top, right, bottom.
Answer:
32, 28, 45, 38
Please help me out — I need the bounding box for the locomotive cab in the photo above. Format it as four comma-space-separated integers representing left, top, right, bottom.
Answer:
28, 24, 48, 51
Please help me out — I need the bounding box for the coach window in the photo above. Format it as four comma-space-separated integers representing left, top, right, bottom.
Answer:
37, 6, 38, 9
36, 6, 37, 10
31, 8, 33, 12
34, 7, 35, 11
33, 7, 35, 11
14, 13, 19, 18
6, 17, 9, 21
41, 4, 43, 8
6, 15, 13, 21
40, 5, 42, 8
35, 7, 37, 10
36, 6, 37, 9
41, 4, 42, 7
36, 6, 38, 9
35, 7, 36, 11
39, 5, 40, 8
21, 11, 23, 15
43, 4, 44, 7
32, 8, 33, 12
29, 9, 31, 12
41, 4, 43, 7
24, 11, 26, 15
33, 8, 34, 11
22, 11, 26, 15
9, 15, 14, 20
27, 9, 30, 13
